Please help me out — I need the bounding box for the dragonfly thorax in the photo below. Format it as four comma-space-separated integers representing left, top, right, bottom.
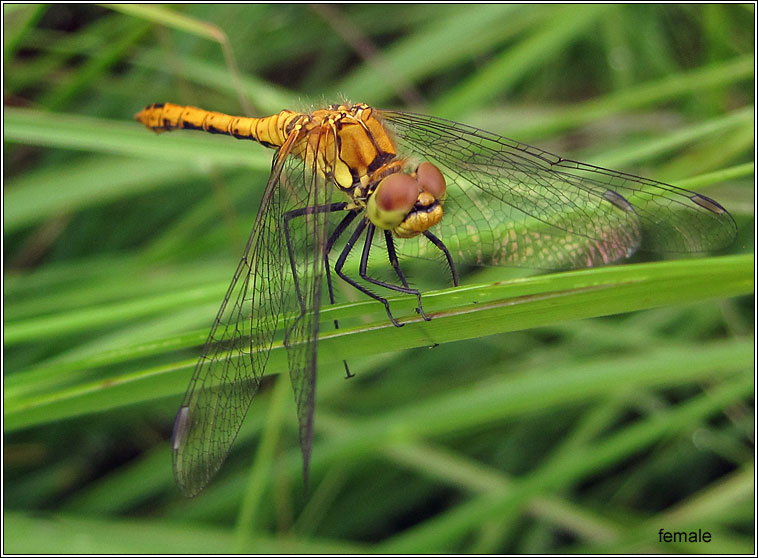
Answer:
299, 103, 398, 192
304, 103, 448, 238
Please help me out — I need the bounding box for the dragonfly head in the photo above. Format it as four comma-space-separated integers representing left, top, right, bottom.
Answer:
367, 162, 447, 238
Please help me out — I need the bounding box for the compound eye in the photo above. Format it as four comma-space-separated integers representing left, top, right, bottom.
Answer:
375, 172, 419, 213
416, 162, 446, 200
367, 172, 420, 230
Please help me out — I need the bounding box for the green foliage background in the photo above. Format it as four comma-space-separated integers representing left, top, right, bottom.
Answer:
4, 4, 754, 553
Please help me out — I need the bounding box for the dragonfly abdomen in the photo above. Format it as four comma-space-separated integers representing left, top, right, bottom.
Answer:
135, 102, 300, 148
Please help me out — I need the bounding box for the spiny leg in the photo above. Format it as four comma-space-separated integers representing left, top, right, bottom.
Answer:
284, 202, 355, 378
324, 209, 360, 308
423, 230, 459, 287
383, 230, 411, 289
358, 224, 428, 321
335, 220, 404, 328
283, 202, 349, 311
382, 229, 430, 320
324, 209, 361, 378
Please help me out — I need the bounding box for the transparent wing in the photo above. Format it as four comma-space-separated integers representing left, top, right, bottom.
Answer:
280, 130, 337, 488
171, 131, 308, 497
379, 110, 737, 270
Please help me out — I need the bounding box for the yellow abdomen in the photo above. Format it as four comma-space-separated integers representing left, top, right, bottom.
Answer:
135, 102, 300, 149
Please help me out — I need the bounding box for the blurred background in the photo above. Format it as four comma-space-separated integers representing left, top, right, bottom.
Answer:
4, 4, 754, 553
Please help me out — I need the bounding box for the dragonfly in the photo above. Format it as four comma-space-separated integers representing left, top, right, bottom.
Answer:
136, 101, 736, 497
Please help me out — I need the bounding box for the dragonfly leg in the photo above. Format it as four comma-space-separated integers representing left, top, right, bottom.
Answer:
335, 220, 404, 327
284, 202, 354, 377
423, 231, 459, 286
371, 229, 431, 321
324, 209, 361, 378
324, 209, 360, 307
283, 201, 349, 313
357, 224, 430, 321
